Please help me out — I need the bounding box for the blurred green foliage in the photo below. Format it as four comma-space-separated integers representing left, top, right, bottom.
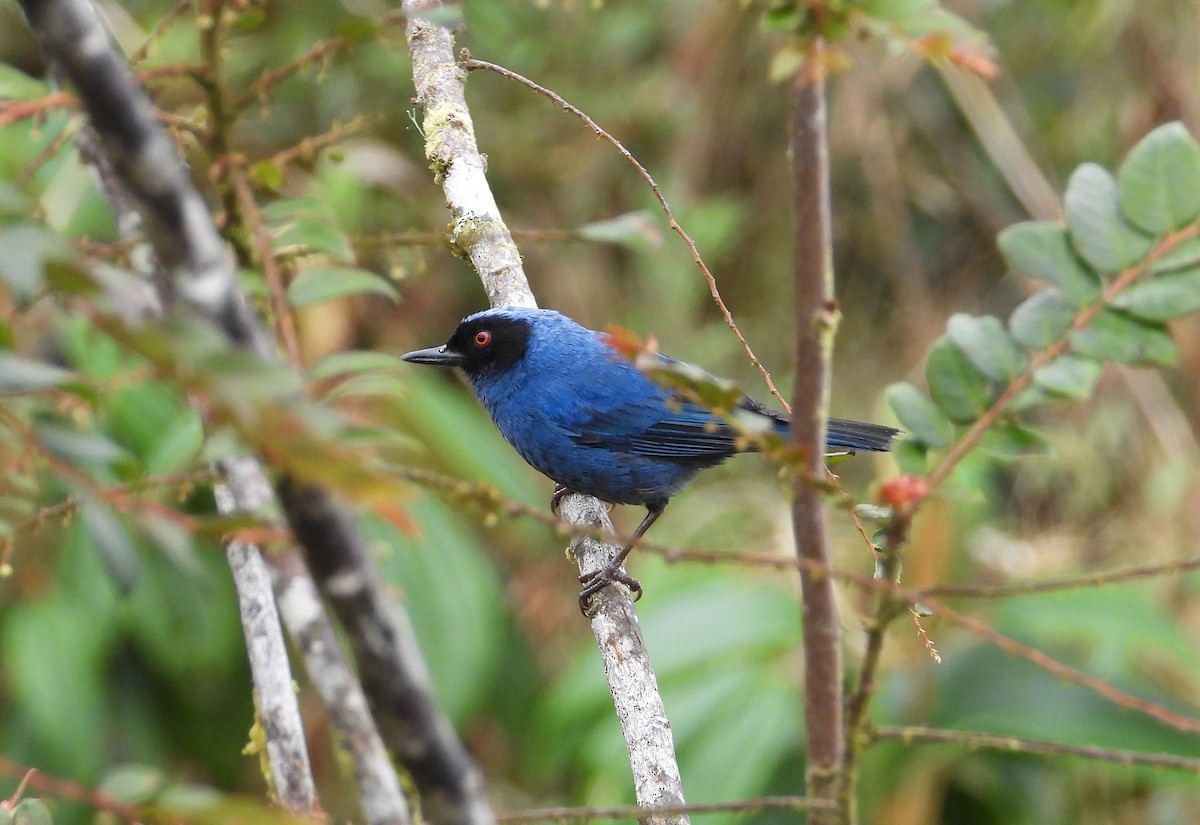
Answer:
1, 2, 1199, 825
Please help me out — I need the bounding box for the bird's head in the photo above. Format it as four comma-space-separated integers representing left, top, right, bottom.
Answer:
401, 308, 535, 380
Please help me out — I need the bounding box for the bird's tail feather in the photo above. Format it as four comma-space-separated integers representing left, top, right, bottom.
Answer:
741, 395, 898, 452
826, 418, 899, 452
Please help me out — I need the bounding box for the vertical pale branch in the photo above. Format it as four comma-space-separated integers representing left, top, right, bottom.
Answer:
403, 4, 688, 820
788, 40, 845, 825
558, 495, 688, 825
213, 460, 318, 814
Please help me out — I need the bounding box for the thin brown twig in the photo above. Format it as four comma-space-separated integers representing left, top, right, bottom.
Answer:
229, 164, 303, 368
130, 0, 195, 65
397, 462, 1200, 604
266, 114, 382, 170
235, 36, 351, 112
16, 119, 79, 188
0, 92, 77, 126
0, 758, 141, 823
462, 55, 792, 412
871, 724, 1200, 773
630, 543, 1200, 734
923, 597, 1200, 734
924, 556, 1200, 599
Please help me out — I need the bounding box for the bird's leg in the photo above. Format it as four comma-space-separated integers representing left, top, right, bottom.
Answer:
578, 499, 667, 614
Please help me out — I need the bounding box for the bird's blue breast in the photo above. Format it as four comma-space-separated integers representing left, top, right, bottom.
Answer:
466, 312, 720, 505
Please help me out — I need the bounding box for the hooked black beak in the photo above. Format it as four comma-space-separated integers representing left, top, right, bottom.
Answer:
400, 345, 465, 367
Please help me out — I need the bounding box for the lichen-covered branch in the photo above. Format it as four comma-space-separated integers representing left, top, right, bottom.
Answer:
214, 459, 318, 814
402, 3, 688, 820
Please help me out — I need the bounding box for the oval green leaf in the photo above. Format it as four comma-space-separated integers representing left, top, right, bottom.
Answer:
997, 221, 1102, 305
81, 498, 141, 594
1149, 236, 1200, 274
1108, 266, 1200, 321
885, 381, 954, 449
947, 313, 1029, 382
287, 266, 399, 307
0, 353, 74, 391
1033, 353, 1103, 399
1069, 309, 1177, 366
1064, 163, 1155, 273
925, 337, 991, 424
1117, 122, 1200, 234
1009, 288, 1075, 349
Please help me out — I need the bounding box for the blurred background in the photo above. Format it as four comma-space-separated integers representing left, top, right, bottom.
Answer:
1, 0, 1199, 823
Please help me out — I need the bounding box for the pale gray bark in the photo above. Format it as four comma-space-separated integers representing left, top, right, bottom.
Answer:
403, 5, 688, 820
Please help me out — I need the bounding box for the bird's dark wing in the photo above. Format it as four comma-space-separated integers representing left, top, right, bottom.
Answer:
571, 396, 780, 460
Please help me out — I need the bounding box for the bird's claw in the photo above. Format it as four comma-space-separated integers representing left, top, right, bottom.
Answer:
577, 563, 643, 615
550, 484, 572, 515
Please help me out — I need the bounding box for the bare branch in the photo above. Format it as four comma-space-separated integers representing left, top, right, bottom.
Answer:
215, 458, 318, 814
278, 478, 493, 825
872, 725, 1200, 773
788, 41, 845, 824
556, 494, 687, 825
405, 12, 532, 309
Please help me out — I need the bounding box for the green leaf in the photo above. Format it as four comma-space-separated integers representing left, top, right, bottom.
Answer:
1149, 235, 1200, 274
11, 799, 53, 825
274, 220, 355, 261
577, 211, 661, 247
0, 64, 49, 100
893, 439, 929, 475
925, 337, 991, 424
34, 424, 134, 469
100, 764, 169, 804
1064, 163, 1155, 273
1033, 354, 1103, 399
979, 421, 1051, 458
0, 224, 72, 298
287, 266, 399, 306
885, 381, 953, 449
1009, 288, 1075, 349
1108, 267, 1200, 321
264, 196, 355, 261
81, 498, 142, 594
1069, 309, 1176, 366
997, 221, 1102, 304
946, 313, 1028, 382
1117, 122, 1200, 234
309, 349, 403, 379
0, 353, 74, 391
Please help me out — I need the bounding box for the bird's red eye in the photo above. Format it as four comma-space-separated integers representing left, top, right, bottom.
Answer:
474, 330, 492, 347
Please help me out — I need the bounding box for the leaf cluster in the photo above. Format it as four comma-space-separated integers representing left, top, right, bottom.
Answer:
888, 123, 1200, 476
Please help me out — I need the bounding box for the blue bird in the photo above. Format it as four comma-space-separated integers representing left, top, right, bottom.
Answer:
402, 307, 897, 611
